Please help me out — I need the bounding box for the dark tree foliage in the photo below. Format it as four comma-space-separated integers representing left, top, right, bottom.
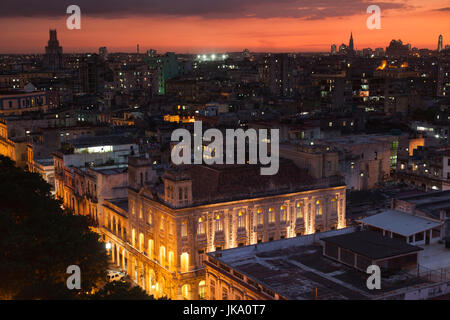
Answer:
92, 280, 158, 300
0, 155, 108, 299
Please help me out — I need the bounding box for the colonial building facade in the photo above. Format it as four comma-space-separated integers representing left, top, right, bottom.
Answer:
101, 157, 346, 300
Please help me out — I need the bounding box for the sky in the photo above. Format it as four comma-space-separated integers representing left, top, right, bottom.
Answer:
0, 0, 449, 53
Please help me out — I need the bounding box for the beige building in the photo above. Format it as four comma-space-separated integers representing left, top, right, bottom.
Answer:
0, 118, 29, 168
101, 157, 346, 300
0, 89, 49, 116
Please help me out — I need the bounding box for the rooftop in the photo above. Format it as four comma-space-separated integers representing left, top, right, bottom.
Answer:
164, 159, 345, 207
322, 230, 423, 260
209, 229, 428, 300
396, 190, 450, 218
68, 135, 136, 149
358, 210, 442, 237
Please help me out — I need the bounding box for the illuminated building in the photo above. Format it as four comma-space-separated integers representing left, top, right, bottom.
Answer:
204, 228, 430, 300
146, 52, 179, 95
437, 49, 450, 97
53, 135, 138, 221
101, 157, 346, 299
259, 54, 297, 97
0, 87, 49, 116
0, 118, 18, 163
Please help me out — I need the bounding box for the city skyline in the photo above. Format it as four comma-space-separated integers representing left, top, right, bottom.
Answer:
0, 0, 449, 53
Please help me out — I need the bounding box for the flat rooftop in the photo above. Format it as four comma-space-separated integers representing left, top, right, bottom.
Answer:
396, 190, 450, 218
358, 210, 442, 237
322, 230, 423, 260
92, 167, 128, 175
317, 134, 394, 146
69, 135, 135, 149
210, 230, 429, 300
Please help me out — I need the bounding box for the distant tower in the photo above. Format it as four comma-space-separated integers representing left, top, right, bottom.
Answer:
43, 29, 64, 72
438, 35, 443, 52
349, 32, 355, 55
331, 44, 337, 55
99, 46, 108, 60
137, 44, 140, 54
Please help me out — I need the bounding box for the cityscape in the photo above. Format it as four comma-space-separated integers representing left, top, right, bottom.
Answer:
1, 1, 450, 307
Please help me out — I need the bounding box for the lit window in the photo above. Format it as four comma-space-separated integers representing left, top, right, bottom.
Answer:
257, 209, 264, 226
296, 202, 303, 219
238, 211, 245, 229
315, 200, 322, 216
268, 208, 275, 224
215, 215, 223, 232
331, 197, 338, 215
197, 217, 205, 235
280, 206, 287, 222
199, 281, 206, 300
180, 252, 189, 273
181, 220, 188, 237
160, 216, 165, 231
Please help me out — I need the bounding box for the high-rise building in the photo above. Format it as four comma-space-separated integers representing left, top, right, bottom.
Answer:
437, 50, 450, 97
438, 35, 443, 52
42, 29, 64, 72
259, 54, 297, 97
147, 52, 180, 95
348, 32, 355, 55
331, 44, 337, 55
99, 47, 108, 60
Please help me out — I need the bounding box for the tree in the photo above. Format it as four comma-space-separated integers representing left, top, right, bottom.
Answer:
91, 281, 158, 300
0, 155, 108, 299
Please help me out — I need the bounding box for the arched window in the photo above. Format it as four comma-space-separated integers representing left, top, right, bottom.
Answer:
215, 215, 223, 232
181, 220, 188, 237
331, 197, 338, 215
160, 215, 165, 231
257, 209, 264, 226
315, 200, 322, 216
168, 251, 175, 271
296, 202, 303, 219
181, 284, 190, 300
237, 211, 245, 229
159, 245, 166, 266
180, 252, 189, 273
148, 210, 153, 225
268, 208, 275, 224
148, 239, 154, 258
139, 233, 144, 252
199, 281, 206, 300
197, 217, 205, 235
131, 229, 136, 247
280, 206, 287, 222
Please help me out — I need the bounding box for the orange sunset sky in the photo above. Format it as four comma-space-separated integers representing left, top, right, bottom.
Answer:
0, 0, 448, 53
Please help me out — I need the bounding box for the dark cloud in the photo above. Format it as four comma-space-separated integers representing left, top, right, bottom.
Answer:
0, 0, 409, 19
432, 7, 450, 11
